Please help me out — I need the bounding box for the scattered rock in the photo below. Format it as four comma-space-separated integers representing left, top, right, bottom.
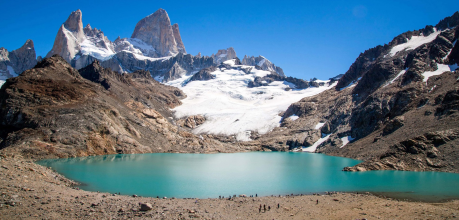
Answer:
139, 202, 153, 211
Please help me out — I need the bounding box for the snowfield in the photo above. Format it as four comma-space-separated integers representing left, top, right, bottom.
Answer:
166, 59, 337, 141
80, 38, 115, 61
389, 29, 441, 56
422, 64, 455, 83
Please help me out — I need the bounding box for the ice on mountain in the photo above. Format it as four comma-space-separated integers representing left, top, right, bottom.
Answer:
288, 114, 299, 121
166, 60, 336, 141
422, 64, 453, 83
339, 136, 355, 148
80, 38, 115, 61
314, 122, 325, 130
389, 29, 441, 56
383, 68, 408, 87
303, 134, 331, 152
339, 77, 361, 91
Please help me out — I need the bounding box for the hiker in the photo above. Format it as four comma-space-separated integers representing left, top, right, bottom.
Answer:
256, 194, 257, 197
277, 203, 279, 208
268, 206, 271, 211
316, 199, 318, 204
263, 204, 266, 212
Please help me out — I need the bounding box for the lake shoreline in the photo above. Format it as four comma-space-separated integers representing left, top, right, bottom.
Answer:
1, 154, 458, 219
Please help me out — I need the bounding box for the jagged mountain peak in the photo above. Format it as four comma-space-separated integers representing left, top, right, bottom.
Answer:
0, 39, 37, 86
436, 11, 459, 30
212, 47, 237, 64
63, 9, 84, 35
46, 9, 86, 62
21, 39, 34, 48
131, 9, 185, 57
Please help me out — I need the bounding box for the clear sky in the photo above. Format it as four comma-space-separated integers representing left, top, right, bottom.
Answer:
1, 0, 458, 80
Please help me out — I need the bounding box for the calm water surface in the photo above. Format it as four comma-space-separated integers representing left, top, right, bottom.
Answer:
37, 152, 459, 201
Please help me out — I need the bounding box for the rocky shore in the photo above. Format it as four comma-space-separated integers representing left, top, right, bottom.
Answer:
1, 154, 458, 219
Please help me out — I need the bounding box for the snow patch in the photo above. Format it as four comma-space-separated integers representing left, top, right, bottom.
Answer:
443, 40, 457, 61
80, 38, 115, 61
258, 58, 266, 66
303, 134, 331, 152
288, 115, 299, 121
422, 64, 452, 83
127, 38, 156, 52
389, 30, 441, 56
314, 122, 325, 130
384, 68, 408, 87
339, 136, 355, 148
131, 52, 171, 62
236, 130, 252, 141
340, 77, 361, 91
223, 59, 236, 66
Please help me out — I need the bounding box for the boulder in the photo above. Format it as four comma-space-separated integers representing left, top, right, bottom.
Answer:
139, 202, 153, 211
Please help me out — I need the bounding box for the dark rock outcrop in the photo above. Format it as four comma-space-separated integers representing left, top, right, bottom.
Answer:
131, 9, 186, 57
188, 67, 217, 82
343, 129, 459, 172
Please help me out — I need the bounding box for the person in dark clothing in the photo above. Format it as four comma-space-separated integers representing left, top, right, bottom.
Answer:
277, 203, 280, 208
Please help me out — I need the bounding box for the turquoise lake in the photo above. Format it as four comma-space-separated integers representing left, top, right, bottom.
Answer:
37, 152, 459, 202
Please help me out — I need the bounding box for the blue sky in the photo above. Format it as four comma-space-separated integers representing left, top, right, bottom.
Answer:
1, 0, 458, 80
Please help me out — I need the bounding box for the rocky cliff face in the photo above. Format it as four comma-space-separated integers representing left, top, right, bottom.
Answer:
0, 56, 257, 159
46, 10, 85, 63
131, 9, 186, 57
172, 23, 186, 54
0, 40, 37, 86
211, 47, 237, 64
252, 11, 459, 173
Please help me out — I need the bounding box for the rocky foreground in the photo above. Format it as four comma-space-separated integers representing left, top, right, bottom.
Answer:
1, 154, 458, 220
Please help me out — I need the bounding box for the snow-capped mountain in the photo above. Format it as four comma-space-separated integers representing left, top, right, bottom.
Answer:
42, 9, 291, 84
166, 59, 336, 141
336, 18, 459, 91
0, 40, 37, 86
45, 9, 196, 79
